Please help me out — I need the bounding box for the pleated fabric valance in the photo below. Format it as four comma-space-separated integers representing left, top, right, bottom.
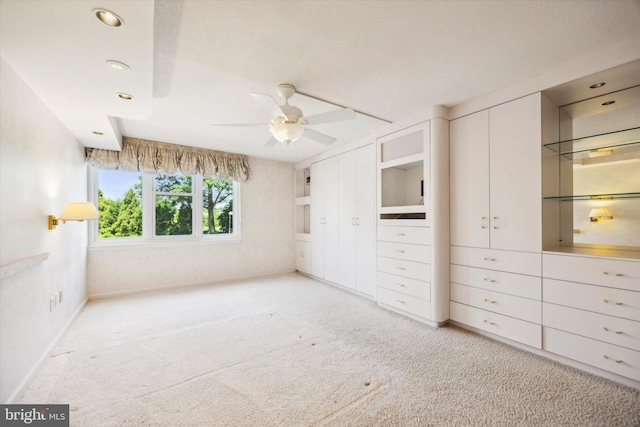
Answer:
86, 137, 251, 181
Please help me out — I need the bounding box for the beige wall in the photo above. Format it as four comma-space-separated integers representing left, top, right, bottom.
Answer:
0, 58, 89, 402
87, 156, 296, 297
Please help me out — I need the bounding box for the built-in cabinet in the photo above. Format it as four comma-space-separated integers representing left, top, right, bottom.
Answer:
375, 110, 450, 325
449, 93, 556, 349
303, 140, 376, 297
295, 168, 311, 273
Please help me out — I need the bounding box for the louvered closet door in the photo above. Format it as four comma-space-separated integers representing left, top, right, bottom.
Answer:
450, 109, 490, 248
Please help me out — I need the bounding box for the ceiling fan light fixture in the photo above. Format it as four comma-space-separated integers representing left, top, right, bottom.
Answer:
106, 60, 130, 71
269, 122, 305, 144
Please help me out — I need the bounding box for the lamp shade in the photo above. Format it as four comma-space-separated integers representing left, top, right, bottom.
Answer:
269, 122, 305, 144
58, 202, 100, 221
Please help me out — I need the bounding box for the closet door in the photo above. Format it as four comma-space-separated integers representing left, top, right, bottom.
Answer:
450, 110, 490, 249
354, 144, 376, 296
311, 156, 340, 280
489, 94, 542, 252
338, 150, 357, 289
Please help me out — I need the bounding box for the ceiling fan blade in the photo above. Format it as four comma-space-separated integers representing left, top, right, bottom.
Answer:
251, 93, 287, 117
304, 128, 337, 145
303, 108, 356, 126
263, 136, 278, 147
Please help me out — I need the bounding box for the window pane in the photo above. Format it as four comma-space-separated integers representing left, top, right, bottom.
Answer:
202, 178, 234, 234
155, 195, 193, 235
98, 170, 143, 238
155, 172, 192, 193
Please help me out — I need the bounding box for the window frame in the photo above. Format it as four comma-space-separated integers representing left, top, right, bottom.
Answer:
88, 166, 241, 247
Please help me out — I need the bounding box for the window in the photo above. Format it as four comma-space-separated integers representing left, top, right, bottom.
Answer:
92, 169, 238, 243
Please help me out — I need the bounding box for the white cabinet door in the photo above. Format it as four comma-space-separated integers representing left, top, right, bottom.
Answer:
338, 144, 376, 296
339, 149, 357, 289
354, 144, 376, 296
489, 94, 542, 252
450, 109, 490, 248
310, 156, 340, 281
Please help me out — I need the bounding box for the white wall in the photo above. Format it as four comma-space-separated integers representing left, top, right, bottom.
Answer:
87, 156, 295, 297
0, 58, 89, 402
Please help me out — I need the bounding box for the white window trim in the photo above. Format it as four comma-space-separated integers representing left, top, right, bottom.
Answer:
88, 167, 241, 248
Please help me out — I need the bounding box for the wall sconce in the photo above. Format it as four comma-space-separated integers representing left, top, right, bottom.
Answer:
48, 202, 100, 230
589, 207, 613, 222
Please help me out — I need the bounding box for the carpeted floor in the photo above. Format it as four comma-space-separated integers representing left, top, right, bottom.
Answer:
18, 273, 640, 426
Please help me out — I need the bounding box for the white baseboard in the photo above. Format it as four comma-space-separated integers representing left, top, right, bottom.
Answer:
6, 297, 88, 403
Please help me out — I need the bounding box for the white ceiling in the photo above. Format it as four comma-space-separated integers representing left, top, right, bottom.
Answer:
2, 0, 640, 163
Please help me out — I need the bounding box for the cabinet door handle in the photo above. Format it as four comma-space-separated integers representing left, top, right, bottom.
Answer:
481, 217, 487, 229
397, 299, 406, 304
483, 257, 496, 261
397, 283, 406, 287
493, 216, 499, 229
483, 278, 496, 283
603, 355, 624, 364
483, 320, 496, 326
356, 217, 360, 225
396, 266, 406, 270
484, 298, 496, 304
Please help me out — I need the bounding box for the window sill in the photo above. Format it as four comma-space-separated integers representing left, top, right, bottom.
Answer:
88, 235, 241, 252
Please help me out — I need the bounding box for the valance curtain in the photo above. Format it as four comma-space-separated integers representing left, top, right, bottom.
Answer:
86, 137, 251, 181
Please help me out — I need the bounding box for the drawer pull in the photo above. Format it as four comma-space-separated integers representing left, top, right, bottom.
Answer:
615, 302, 623, 306
396, 233, 405, 236
483, 278, 496, 283
615, 273, 623, 277
397, 250, 406, 253
483, 298, 496, 304
603, 355, 624, 364
483, 257, 496, 261
396, 266, 405, 271
397, 283, 406, 287
602, 327, 622, 334
483, 320, 496, 326
397, 299, 406, 304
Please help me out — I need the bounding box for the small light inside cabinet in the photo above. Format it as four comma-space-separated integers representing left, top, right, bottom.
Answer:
589, 208, 613, 222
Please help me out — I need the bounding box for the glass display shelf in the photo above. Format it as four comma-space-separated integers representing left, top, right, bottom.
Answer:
544, 192, 640, 201
543, 127, 640, 159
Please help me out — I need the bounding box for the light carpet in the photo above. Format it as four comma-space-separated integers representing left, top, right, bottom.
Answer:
18, 273, 640, 426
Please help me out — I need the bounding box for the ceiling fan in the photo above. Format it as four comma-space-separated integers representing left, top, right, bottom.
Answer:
213, 84, 357, 147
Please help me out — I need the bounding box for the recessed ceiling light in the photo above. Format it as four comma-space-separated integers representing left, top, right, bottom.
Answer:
117, 93, 134, 100
94, 9, 124, 27
106, 60, 130, 71
92, 131, 104, 135
601, 100, 616, 106
589, 82, 606, 89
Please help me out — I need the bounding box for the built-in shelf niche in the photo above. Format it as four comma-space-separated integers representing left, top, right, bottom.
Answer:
295, 168, 311, 235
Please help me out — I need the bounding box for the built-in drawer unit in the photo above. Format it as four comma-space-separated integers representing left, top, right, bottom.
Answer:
295, 240, 311, 273
543, 327, 640, 382
451, 246, 541, 276
451, 283, 541, 324
543, 253, 640, 291
543, 303, 640, 352
377, 271, 430, 299
377, 226, 430, 245
378, 287, 431, 319
377, 241, 430, 263
377, 256, 430, 282
450, 302, 541, 348
450, 264, 540, 300
543, 279, 640, 322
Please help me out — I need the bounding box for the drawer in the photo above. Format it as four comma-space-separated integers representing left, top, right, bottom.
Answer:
543, 303, 640, 351
377, 241, 430, 263
543, 327, 640, 381
377, 256, 430, 281
377, 226, 430, 245
543, 279, 640, 322
450, 283, 541, 324
450, 264, 540, 300
377, 287, 430, 319
451, 246, 541, 276
295, 240, 310, 273
450, 302, 541, 348
377, 271, 430, 299
543, 253, 639, 291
